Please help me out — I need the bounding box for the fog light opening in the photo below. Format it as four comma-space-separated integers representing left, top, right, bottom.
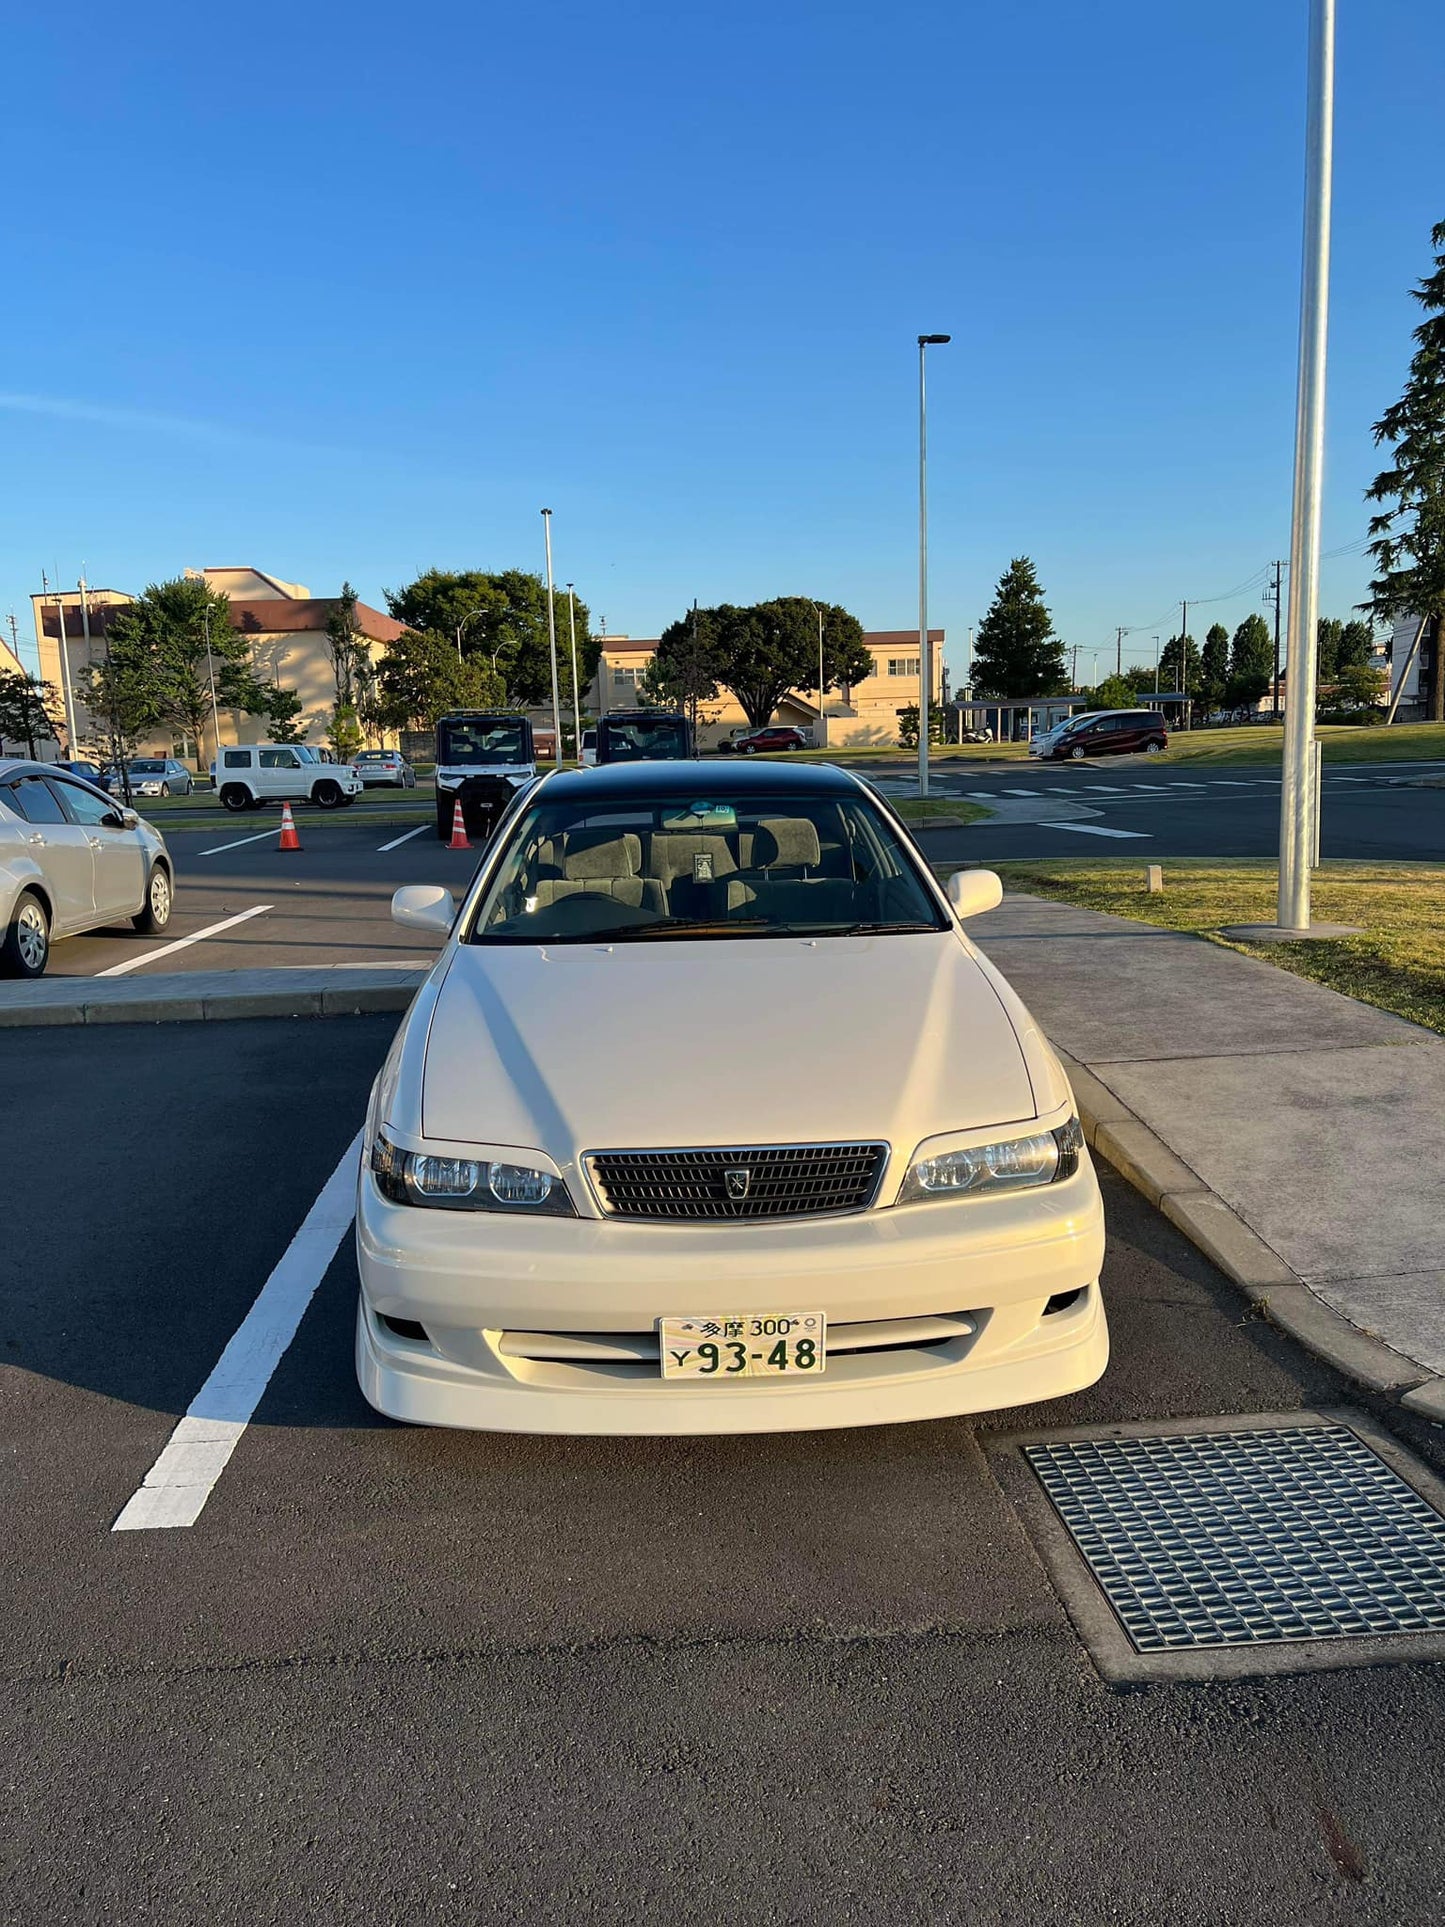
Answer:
380, 1314, 430, 1342
1044, 1288, 1087, 1317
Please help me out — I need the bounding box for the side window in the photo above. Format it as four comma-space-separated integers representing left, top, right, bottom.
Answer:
9, 778, 69, 824
259, 749, 300, 769
223, 750, 251, 769
54, 782, 115, 826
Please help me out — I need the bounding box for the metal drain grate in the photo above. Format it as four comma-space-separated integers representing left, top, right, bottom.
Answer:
1026, 1425, 1445, 1652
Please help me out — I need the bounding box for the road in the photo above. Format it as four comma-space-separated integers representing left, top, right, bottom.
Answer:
34, 759, 1445, 980
7, 1016, 1445, 1925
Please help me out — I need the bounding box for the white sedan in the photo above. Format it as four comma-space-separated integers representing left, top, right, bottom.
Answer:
356, 761, 1106, 1434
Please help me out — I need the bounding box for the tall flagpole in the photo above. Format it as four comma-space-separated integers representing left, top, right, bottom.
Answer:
541, 510, 564, 769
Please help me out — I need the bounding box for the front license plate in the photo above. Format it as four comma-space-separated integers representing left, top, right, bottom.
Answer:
658, 1312, 826, 1380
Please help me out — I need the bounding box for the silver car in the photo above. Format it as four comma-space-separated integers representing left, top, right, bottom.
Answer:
0, 760, 175, 978
104, 756, 195, 797
351, 749, 417, 788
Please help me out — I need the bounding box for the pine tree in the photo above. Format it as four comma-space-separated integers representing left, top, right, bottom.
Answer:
971, 558, 1066, 698
1366, 220, 1445, 722
1200, 623, 1230, 711
1158, 633, 1200, 696
1228, 614, 1273, 709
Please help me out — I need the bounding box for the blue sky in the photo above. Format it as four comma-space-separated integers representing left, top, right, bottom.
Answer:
3, 0, 1442, 684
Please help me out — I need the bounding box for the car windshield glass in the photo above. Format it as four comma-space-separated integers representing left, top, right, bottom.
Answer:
438, 721, 529, 766
601, 717, 688, 761
466, 789, 949, 945
127, 760, 166, 774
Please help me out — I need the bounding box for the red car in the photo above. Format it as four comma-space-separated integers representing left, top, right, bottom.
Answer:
721, 726, 810, 755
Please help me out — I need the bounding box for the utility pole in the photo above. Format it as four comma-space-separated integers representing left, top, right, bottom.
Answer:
201, 599, 222, 769
1180, 600, 1190, 728
1071, 643, 1080, 690
1115, 626, 1124, 677
1278, 0, 1334, 932
1268, 560, 1285, 717
1153, 637, 1161, 696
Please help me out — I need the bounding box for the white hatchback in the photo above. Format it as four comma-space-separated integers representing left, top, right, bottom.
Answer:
356, 761, 1107, 1435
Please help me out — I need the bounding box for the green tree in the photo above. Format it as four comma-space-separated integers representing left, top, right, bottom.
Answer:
1337, 619, 1375, 672
263, 685, 308, 744
1086, 674, 1139, 712
1333, 661, 1387, 711
370, 628, 505, 735
638, 608, 722, 730
1366, 220, 1445, 722
103, 577, 271, 770
1316, 617, 1344, 682
384, 568, 599, 710
1199, 623, 1231, 713
326, 702, 364, 762
972, 558, 1067, 698
1227, 614, 1273, 709
669, 597, 869, 729
895, 702, 945, 749
0, 672, 62, 758
1158, 633, 1200, 698
326, 581, 364, 708
75, 654, 153, 791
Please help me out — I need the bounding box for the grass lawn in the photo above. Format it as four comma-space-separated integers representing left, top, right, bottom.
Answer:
888, 797, 992, 828
984, 856, 1445, 1036
793, 721, 1444, 770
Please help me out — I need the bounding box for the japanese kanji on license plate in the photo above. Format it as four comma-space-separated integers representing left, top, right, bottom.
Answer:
658, 1312, 827, 1379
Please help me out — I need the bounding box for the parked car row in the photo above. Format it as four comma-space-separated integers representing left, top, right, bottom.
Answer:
716, 726, 810, 754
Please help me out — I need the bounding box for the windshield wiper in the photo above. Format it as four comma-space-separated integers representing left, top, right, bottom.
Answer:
598, 917, 778, 940
788, 921, 942, 936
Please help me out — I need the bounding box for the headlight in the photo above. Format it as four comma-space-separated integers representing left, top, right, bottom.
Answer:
370, 1131, 574, 1215
896, 1117, 1083, 1204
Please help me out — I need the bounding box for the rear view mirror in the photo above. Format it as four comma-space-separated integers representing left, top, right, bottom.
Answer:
391, 885, 456, 936
946, 869, 1003, 920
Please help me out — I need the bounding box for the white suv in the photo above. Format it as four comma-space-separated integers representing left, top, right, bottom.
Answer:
211, 745, 363, 813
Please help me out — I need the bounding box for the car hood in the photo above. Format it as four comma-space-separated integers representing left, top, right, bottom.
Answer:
413, 932, 1038, 1160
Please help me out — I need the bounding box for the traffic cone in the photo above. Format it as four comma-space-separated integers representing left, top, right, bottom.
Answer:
278, 802, 302, 852
448, 799, 470, 851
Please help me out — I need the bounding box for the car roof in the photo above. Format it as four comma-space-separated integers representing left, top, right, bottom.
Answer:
536, 758, 858, 803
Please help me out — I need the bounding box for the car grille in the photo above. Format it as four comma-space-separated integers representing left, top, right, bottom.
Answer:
585, 1143, 888, 1221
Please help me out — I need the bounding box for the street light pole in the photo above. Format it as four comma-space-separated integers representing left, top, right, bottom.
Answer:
201, 598, 221, 768
1278, 0, 1335, 931
566, 582, 582, 760
917, 333, 950, 797
541, 510, 564, 769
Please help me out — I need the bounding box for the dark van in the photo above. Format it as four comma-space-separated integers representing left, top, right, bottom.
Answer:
1043, 710, 1168, 761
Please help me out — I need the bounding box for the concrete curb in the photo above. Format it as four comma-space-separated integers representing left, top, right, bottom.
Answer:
0, 966, 428, 1028
1056, 1046, 1445, 1421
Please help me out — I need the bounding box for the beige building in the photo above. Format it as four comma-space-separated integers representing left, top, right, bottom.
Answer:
586, 628, 945, 748
31, 567, 405, 765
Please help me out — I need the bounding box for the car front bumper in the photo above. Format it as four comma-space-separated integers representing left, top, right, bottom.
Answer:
354, 1162, 1108, 1435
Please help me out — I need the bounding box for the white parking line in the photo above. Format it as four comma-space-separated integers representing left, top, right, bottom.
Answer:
1001, 788, 1043, 796
1169, 782, 1208, 788
113, 1132, 362, 1531
95, 904, 272, 977
377, 823, 429, 852
1049, 822, 1151, 839
197, 828, 277, 857
1082, 785, 1126, 792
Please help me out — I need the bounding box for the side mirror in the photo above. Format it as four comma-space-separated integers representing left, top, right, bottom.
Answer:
946, 869, 1004, 920
391, 884, 456, 937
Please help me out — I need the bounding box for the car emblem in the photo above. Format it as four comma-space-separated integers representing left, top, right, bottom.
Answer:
724, 1167, 752, 1201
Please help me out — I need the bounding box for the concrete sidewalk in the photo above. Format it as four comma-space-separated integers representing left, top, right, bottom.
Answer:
970, 894, 1445, 1417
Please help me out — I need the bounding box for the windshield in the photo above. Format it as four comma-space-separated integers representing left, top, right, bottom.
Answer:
600, 716, 689, 762
126, 760, 166, 774
438, 720, 530, 766
355, 751, 390, 761
466, 789, 949, 945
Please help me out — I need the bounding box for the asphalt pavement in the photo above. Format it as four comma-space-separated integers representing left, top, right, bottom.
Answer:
7, 1016, 1445, 1925
30, 758, 1445, 981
